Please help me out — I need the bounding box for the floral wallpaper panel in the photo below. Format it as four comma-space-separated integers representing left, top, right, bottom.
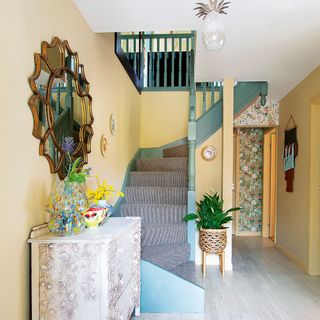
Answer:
238, 128, 264, 233
234, 101, 279, 127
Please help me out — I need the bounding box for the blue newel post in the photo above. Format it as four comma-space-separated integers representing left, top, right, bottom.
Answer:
188, 50, 196, 260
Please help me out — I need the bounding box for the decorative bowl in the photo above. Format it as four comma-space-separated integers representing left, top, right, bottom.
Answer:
82, 205, 112, 228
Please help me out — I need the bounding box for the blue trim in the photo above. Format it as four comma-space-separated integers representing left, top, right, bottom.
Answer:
141, 137, 188, 159
187, 191, 196, 261
196, 100, 222, 147
142, 86, 189, 92
141, 260, 205, 313
112, 149, 142, 217
234, 81, 268, 115
196, 81, 268, 146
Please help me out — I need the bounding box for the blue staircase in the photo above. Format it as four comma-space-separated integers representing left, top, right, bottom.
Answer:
114, 31, 268, 315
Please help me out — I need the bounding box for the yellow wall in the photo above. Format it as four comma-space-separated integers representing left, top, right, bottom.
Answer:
277, 66, 320, 273
195, 130, 223, 265
140, 91, 218, 148
140, 91, 189, 147
0, 1, 140, 319
196, 130, 223, 199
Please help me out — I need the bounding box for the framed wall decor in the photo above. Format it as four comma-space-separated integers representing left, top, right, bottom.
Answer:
109, 114, 117, 135
100, 134, 108, 157
201, 145, 217, 161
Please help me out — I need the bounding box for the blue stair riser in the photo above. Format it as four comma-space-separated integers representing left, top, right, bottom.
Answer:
142, 243, 190, 270
120, 204, 187, 223
137, 158, 188, 172
125, 187, 187, 205
142, 223, 187, 246
130, 171, 187, 187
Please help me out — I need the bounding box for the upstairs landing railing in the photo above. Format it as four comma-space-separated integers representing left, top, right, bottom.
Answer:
116, 32, 197, 91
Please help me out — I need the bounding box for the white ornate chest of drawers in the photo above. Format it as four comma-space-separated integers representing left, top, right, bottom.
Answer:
28, 217, 141, 320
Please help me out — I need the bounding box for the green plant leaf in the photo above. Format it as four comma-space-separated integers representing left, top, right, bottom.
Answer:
70, 157, 81, 173
193, 190, 239, 229
183, 213, 198, 221
225, 207, 240, 214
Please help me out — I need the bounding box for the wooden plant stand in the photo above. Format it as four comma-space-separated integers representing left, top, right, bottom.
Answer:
199, 228, 227, 278
202, 250, 225, 278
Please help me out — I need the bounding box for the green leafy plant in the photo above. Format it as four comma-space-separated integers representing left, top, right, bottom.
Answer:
183, 192, 240, 230
62, 137, 91, 183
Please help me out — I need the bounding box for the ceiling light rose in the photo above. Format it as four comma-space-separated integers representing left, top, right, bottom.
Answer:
194, 0, 231, 51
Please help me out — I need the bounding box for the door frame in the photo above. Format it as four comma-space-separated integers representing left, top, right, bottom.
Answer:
233, 130, 240, 235
234, 127, 277, 237
309, 101, 320, 275
262, 128, 277, 240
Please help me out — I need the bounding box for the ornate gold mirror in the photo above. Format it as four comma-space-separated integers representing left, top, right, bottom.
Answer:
28, 37, 94, 179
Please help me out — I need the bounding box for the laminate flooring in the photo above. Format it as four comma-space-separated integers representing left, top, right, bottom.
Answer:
132, 236, 320, 320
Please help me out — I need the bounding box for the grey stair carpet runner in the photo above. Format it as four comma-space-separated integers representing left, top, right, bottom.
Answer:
121, 154, 197, 283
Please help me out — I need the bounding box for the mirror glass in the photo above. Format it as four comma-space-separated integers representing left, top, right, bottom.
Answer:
28, 37, 94, 179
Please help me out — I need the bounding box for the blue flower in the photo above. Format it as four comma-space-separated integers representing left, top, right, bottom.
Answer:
62, 137, 76, 154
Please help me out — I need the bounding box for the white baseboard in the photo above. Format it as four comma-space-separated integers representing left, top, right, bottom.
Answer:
275, 243, 308, 273
235, 232, 261, 236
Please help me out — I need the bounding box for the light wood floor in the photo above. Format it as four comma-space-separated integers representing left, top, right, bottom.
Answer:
133, 237, 320, 320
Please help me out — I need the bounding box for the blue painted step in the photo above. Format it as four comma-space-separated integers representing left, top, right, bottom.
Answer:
142, 243, 190, 270
130, 171, 187, 187
121, 204, 187, 223
125, 186, 188, 205
142, 223, 187, 246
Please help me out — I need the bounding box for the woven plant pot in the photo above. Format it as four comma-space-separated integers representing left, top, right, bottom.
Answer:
199, 228, 227, 254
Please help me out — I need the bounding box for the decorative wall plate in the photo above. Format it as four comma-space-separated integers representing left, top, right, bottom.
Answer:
100, 134, 108, 157
109, 114, 117, 135
201, 145, 217, 161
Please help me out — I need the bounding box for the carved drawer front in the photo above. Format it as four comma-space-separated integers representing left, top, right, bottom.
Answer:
38, 243, 102, 320
107, 223, 141, 308
29, 218, 141, 320
108, 271, 140, 320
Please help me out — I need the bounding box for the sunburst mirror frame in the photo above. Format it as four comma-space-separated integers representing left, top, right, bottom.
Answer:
28, 37, 94, 179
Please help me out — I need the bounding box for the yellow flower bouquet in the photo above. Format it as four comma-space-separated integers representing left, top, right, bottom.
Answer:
83, 176, 124, 228
86, 176, 124, 205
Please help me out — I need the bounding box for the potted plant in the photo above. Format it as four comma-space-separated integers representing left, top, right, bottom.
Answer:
183, 191, 240, 277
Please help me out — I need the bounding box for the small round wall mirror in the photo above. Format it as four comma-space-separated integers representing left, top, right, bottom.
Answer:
28, 37, 94, 179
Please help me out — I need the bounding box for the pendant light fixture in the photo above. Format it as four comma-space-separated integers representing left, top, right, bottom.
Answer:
194, 0, 231, 51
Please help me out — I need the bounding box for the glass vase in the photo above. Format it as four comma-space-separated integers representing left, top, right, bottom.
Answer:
47, 180, 88, 236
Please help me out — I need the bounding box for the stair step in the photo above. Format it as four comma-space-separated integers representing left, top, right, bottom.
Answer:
121, 204, 187, 223
125, 187, 187, 205
130, 171, 187, 187
169, 261, 197, 284
142, 243, 190, 270
163, 144, 188, 158
137, 158, 188, 172
142, 223, 187, 246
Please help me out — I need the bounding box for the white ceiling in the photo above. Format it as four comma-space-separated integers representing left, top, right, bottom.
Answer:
74, 0, 320, 101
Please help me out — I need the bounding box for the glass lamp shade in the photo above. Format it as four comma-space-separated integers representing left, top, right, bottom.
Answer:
202, 11, 225, 51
